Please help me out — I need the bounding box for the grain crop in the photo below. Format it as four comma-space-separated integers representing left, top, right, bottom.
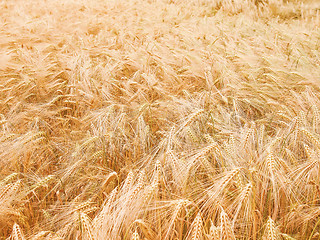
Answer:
1, 0, 320, 239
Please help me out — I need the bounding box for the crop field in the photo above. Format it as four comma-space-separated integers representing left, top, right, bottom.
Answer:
1, 0, 320, 239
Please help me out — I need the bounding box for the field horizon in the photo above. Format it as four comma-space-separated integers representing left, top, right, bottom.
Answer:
1, 0, 320, 239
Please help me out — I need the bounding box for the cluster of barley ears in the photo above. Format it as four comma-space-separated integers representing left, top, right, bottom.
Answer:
1, 0, 320, 239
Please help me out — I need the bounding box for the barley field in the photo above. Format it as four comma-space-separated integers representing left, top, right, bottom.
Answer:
1, 0, 320, 239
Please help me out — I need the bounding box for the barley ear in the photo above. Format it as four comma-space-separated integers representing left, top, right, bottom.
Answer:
131, 229, 140, 240
12, 223, 26, 240
263, 216, 280, 240
281, 233, 297, 240
80, 212, 94, 240
209, 221, 220, 240
191, 212, 203, 240
220, 209, 236, 240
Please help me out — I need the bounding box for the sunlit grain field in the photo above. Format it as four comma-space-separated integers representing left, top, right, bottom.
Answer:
1, 0, 320, 239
